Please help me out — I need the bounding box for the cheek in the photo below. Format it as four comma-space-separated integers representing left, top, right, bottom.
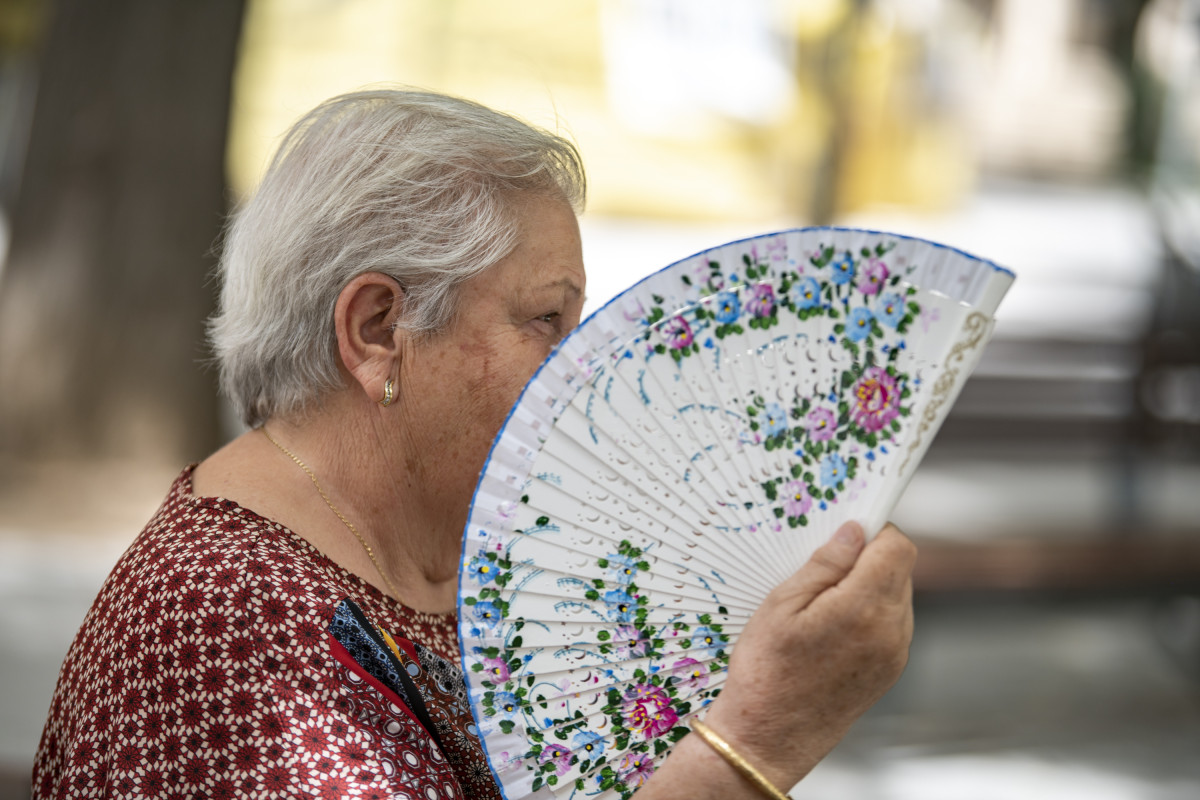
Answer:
476, 356, 538, 428
457, 345, 538, 449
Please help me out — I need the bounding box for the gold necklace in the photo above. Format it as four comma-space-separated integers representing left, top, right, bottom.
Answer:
260, 425, 405, 602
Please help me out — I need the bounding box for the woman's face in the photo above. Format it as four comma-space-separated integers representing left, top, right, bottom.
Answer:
395, 191, 586, 518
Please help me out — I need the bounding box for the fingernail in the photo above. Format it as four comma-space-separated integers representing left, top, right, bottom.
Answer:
835, 521, 863, 546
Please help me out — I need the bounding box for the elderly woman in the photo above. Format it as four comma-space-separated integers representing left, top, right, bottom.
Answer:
33, 90, 916, 799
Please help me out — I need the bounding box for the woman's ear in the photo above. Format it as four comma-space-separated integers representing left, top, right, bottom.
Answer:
333, 273, 405, 405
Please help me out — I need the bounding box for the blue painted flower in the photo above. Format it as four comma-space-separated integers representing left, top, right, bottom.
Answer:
878, 292, 905, 327
606, 553, 638, 585
763, 403, 788, 437
714, 291, 740, 324
466, 556, 497, 585
820, 453, 848, 488
690, 625, 725, 656
604, 588, 636, 622
471, 600, 503, 628
830, 253, 855, 285
573, 730, 606, 758
493, 691, 520, 719
792, 277, 821, 310
846, 307, 874, 342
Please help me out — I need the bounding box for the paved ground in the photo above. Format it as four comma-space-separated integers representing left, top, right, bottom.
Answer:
803, 599, 1200, 799
2, 458, 1198, 799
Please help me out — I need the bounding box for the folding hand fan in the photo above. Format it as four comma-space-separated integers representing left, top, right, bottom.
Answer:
457, 227, 1014, 799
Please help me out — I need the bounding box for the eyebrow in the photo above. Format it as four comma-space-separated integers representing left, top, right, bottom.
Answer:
534, 277, 584, 299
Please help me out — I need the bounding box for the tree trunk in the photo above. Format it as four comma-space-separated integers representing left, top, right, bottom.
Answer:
0, 0, 245, 462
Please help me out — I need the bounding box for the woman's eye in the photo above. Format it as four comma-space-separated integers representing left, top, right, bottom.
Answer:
528, 312, 569, 343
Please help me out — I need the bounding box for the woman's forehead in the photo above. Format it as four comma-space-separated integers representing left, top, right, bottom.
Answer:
480, 194, 585, 291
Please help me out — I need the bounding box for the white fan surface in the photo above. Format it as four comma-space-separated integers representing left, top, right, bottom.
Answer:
457, 228, 1014, 799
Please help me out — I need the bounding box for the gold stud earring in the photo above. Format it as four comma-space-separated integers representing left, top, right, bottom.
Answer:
379, 377, 395, 407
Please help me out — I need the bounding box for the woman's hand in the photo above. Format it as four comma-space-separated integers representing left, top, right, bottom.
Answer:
640, 521, 916, 798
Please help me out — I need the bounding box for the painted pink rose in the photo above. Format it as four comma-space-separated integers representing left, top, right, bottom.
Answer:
663, 316, 694, 350
806, 407, 837, 441
782, 479, 812, 518
671, 657, 708, 690
748, 283, 776, 317
624, 684, 679, 740
851, 366, 902, 432
538, 744, 572, 776
857, 259, 889, 295
617, 752, 656, 788
482, 657, 511, 684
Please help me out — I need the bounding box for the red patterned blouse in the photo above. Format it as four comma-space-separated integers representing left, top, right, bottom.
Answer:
33, 467, 501, 799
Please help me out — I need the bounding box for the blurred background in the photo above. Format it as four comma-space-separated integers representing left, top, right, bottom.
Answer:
1, 0, 1199, 797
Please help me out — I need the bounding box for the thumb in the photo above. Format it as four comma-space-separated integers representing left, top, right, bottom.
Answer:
778, 521, 865, 610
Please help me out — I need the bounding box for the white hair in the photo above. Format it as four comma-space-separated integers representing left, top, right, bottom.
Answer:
208, 89, 586, 427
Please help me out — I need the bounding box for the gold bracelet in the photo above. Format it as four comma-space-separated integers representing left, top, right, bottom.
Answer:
690, 719, 792, 800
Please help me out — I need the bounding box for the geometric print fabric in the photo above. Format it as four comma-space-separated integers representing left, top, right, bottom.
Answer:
33, 467, 499, 799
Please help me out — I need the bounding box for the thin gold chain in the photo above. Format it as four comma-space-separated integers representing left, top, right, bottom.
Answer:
260, 425, 405, 602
